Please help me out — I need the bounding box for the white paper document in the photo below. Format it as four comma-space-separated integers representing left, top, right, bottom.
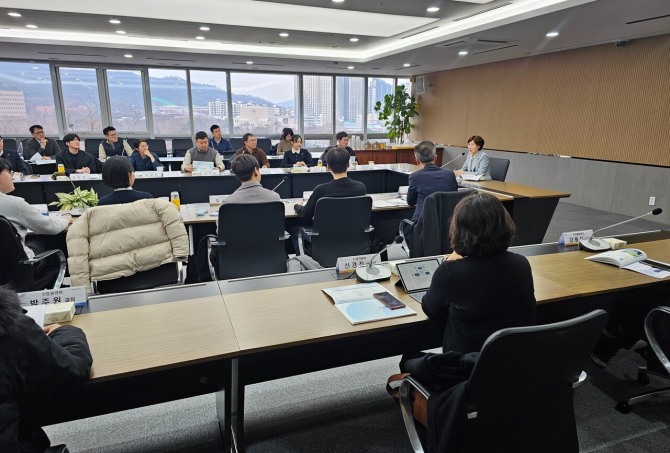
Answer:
322, 282, 416, 325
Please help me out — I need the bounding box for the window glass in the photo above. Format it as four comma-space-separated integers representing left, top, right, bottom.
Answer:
397, 77, 412, 94
148, 68, 190, 136
230, 72, 298, 137
190, 70, 229, 136
335, 76, 364, 134
0, 62, 59, 136
367, 77, 394, 134
106, 69, 147, 133
59, 67, 103, 135
302, 75, 333, 137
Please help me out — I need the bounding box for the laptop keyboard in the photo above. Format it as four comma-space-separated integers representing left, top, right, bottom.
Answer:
409, 291, 427, 303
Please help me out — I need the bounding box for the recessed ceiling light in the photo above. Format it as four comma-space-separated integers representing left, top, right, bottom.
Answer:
199, 26, 210, 31
332, 0, 345, 3
195, 35, 205, 40
25, 24, 38, 29
8, 12, 22, 17
403, 63, 411, 67
459, 50, 468, 56
246, 61, 254, 65
116, 30, 126, 34
109, 18, 121, 24
279, 32, 289, 37
349, 37, 359, 42
347, 66, 355, 69
546, 31, 559, 37
124, 54, 133, 58
427, 7, 440, 12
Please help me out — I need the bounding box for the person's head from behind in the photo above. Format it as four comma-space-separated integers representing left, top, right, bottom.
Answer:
230, 154, 260, 182
103, 126, 119, 143
450, 192, 514, 257
414, 140, 436, 164
324, 147, 350, 174
281, 128, 294, 141
336, 131, 349, 148
195, 131, 209, 151
102, 156, 135, 189
210, 124, 222, 139
0, 285, 21, 333
467, 135, 485, 154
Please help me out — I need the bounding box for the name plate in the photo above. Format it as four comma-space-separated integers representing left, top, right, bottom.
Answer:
310, 166, 328, 172
209, 195, 229, 204
558, 230, 593, 246
18, 286, 87, 308
69, 174, 91, 181
192, 170, 220, 176
135, 171, 161, 178
335, 254, 381, 274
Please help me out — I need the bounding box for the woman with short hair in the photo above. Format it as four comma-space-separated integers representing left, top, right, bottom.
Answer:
98, 156, 153, 206
275, 127, 294, 156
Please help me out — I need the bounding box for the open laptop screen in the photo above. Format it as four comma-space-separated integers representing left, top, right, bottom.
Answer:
396, 259, 441, 293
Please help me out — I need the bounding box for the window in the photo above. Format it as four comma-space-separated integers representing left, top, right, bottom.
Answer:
397, 77, 412, 94
0, 62, 58, 136
59, 67, 103, 135
190, 70, 229, 136
367, 77, 394, 134
106, 69, 147, 133
148, 68, 191, 136
303, 75, 332, 136
335, 76, 364, 134
230, 72, 298, 137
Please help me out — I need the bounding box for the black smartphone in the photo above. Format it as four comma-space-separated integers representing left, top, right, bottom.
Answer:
373, 292, 406, 310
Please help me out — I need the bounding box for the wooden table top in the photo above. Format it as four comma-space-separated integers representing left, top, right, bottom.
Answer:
462, 180, 571, 199
70, 296, 238, 381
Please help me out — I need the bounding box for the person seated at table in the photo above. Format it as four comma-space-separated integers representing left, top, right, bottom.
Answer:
23, 124, 59, 160
128, 139, 163, 172
326, 131, 357, 164
407, 140, 458, 222
98, 126, 132, 159
0, 135, 31, 176
0, 285, 92, 453
225, 154, 280, 204
454, 135, 491, 180
294, 147, 365, 225
98, 156, 153, 206
181, 131, 225, 172
276, 127, 294, 156
234, 133, 270, 168
0, 157, 72, 289
209, 124, 233, 155
281, 134, 312, 168
55, 133, 101, 174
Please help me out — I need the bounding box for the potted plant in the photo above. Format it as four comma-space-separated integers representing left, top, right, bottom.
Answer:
374, 85, 419, 144
49, 186, 99, 214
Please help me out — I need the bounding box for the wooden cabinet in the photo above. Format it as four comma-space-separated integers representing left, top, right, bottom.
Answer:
353, 146, 443, 166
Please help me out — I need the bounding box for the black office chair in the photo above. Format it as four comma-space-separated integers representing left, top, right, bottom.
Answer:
229, 138, 243, 150
55, 139, 67, 152
489, 157, 510, 182
616, 306, 670, 413
401, 190, 475, 258
83, 138, 103, 155
399, 309, 608, 453
0, 216, 66, 292
256, 138, 272, 154
171, 138, 193, 157
92, 262, 185, 294
146, 139, 168, 157
207, 201, 289, 280
298, 196, 374, 268
3, 138, 18, 150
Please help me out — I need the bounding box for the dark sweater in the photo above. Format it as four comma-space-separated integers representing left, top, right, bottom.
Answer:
294, 176, 366, 225
422, 251, 536, 353
98, 189, 153, 206
281, 148, 313, 167
54, 150, 101, 174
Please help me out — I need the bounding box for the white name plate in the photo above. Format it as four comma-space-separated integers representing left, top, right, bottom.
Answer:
19, 286, 87, 308
558, 229, 593, 246
335, 254, 381, 273
135, 171, 161, 178
310, 166, 328, 172
69, 174, 91, 181
209, 195, 229, 204
192, 170, 220, 176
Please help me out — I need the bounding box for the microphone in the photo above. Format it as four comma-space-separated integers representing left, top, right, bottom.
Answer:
579, 208, 663, 252
356, 236, 403, 282
441, 152, 465, 168
272, 176, 289, 192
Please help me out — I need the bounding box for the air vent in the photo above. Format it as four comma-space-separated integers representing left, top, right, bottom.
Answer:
232, 62, 284, 67
627, 14, 670, 25
398, 26, 440, 40
146, 57, 197, 62
436, 40, 466, 48
473, 44, 517, 55
396, 64, 420, 70
453, 2, 513, 22
38, 52, 106, 57
437, 37, 513, 53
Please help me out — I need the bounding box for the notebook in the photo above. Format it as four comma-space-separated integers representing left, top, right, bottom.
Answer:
396, 259, 441, 303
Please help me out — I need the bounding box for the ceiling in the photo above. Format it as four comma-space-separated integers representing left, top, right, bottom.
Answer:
0, 0, 668, 76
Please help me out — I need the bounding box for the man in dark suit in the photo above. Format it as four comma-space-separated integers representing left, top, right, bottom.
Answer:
407, 140, 458, 222
55, 133, 101, 174
23, 124, 60, 161
0, 135, 31, 175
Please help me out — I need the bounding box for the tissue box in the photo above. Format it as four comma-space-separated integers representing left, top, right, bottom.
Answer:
602, 238, 627, 250
44, 302, 75, 324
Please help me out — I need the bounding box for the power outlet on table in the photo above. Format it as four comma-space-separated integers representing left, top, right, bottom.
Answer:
649, 196, 656, 206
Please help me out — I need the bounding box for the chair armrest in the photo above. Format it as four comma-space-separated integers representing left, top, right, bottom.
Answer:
572, 370, 588, 389
205, 234, 219, 282
20, 249, 66, 289
299, 226, 319, 237
364, 225, 375, 233
399, 376, 432, 453
280, 231, 290, 241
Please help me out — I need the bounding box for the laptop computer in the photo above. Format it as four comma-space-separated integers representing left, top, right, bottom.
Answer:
396, 258, 441, 303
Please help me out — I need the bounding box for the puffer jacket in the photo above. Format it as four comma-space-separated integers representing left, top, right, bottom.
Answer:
66, 198, 189, 293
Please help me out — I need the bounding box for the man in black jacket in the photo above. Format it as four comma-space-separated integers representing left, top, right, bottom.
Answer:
0, 285, 93, 452
0, 135, 32, 176
23, 125, 60, 161
54, 133, 101, 174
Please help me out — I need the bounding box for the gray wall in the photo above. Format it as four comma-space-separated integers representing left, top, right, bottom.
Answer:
443, 147, 670, 225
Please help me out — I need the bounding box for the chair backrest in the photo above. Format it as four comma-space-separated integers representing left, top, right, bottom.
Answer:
146, 139, 168, 157
216, 201, 288, 279
644, 306, 670, 376
84, 138, 103, 154
2, 138, 18, 150
55, 139, 67, 152
408, 189, 475, 258
93, 262, 180, 294
256, 138, 272, 154
461, 309, 608, 452
171, 138, 193, 155
0, 216, 33, 291
489, 157, 510, 181
310, 196, 373, 267
229, 138, 243, 150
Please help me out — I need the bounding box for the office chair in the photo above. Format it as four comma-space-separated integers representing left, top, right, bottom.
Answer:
298, 196, 374, 267
399, 309, 608, 453
66, 199, 189, 294
146, 139, 168, 157
488, 157, 510, 182
402, 190, 475, 258
616, 306, 670, 413
171, 138, 193, 157
206, 201, 289, 279
55, 139, 67, 152
229, 138, 243, 150
2, 138, 18, 150
0, 215, 66, 292
256, 138, 272, 154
